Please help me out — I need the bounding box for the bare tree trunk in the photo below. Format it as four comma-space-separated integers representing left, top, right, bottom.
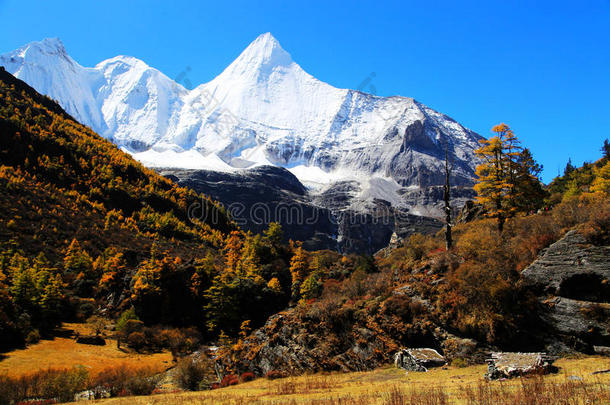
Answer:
444, 145, 453, 250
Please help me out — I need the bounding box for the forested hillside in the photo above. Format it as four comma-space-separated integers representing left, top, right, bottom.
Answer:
0, 68, 366, 351
220, 142, 609, 377
0, 66, 608, 404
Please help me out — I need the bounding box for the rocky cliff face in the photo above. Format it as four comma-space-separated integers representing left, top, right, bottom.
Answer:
160, 166, 445, 253
521, 231, 610, 353
161, 166, 337, 251
218, 229, 609, 377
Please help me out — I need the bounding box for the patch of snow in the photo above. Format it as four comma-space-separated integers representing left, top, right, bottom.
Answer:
130, 149, 236, 172
288, 165, 339, 189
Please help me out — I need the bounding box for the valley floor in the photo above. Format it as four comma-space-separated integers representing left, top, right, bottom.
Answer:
94, 357, 609, 405
0, 323, 172, 377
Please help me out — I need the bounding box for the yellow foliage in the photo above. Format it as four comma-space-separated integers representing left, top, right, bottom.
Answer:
474, 123, 543, 231
590, 160, 610, 195
267, 277, 282, 293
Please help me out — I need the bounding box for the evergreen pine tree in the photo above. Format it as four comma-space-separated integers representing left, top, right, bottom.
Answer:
602, 139, 610, 159
474, 124, 545, 231
564, 158, 575, 175
40, 274, 64, 328
63, 239, 92, 275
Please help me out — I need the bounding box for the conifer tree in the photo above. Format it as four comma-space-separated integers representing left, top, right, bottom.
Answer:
63, 239, 92, 275
236, 234, 262, 279
474, 124, 544, 232
288, 244, 310, 300
10, 261, 36, 310
223, 231, 243, 273
97, 249, 126, 292
40, 274, 64, 327
513, 148, 546, 213
300, 272, 322, 300
443, 143, 453, 250
591, 160, 610, 195
564, 158, 575, 176
602, 139, 610, 159
263, 222, 284, 246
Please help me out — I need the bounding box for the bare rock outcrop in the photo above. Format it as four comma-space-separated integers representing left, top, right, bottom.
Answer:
394, 348, 445, 371
521, 230, 610, 352
521, 231, 610, 301
485, 352, 557, 380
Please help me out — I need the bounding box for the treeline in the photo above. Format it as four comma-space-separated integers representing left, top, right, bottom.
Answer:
0, 220, 373, 350
547, 139, 610, 203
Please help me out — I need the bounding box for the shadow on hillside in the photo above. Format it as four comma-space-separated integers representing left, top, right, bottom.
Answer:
53, 326, 75, 339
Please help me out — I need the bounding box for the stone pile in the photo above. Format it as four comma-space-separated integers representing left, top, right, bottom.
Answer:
394, 348, 446, 372
485, 352, 557, 379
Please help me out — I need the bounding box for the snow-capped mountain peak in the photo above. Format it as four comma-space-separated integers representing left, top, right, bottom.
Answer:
1, 34, 483, 214
20, 38, 68, 58
235, 32, 293, 70
204, 32, 297, 92
3, 37, 74, 73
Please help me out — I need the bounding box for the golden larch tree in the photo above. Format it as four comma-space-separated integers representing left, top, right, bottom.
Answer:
474, 123, 543, 232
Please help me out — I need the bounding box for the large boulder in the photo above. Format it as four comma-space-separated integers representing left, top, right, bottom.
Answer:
485, 352, 557, 380
522, 231, 610, 301
521, 230, 610, 352
394, 348, 446, 372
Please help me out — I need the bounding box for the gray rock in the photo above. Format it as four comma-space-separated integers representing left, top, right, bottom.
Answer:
593, 346, 610, 356
520, 230, 610, 352
521, 231, 610, 302
394, 348, 446, 372
485, 352, 557, 380
160, 166, 445, 253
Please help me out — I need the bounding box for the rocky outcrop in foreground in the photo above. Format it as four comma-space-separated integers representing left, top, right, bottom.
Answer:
485, 352, 557, 380
521, 231, 610, 353
394, 348, 446, 372
220, 229, 609, 378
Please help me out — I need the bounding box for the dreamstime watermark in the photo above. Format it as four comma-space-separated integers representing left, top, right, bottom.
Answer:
174, 66, 240, 136
356, 71, 403, 124
357, 71, 377, 95
187, 198, 420, 228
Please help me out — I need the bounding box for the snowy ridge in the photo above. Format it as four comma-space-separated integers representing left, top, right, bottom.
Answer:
1, 33, 483, 213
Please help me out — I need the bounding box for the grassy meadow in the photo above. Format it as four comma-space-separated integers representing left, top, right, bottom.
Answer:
0, 323, 172, 378
93, 356, 609, 405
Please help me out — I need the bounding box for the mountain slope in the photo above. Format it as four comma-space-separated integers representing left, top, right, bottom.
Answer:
0, 68, 311, 349
0, 64, 235, 261
1, 34, 482, 199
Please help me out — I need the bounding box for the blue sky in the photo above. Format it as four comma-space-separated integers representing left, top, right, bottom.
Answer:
1, 0, 609, 183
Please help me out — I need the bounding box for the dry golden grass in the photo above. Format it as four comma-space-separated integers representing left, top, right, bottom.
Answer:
0, 323, 173, 378
94, 356, 610, 405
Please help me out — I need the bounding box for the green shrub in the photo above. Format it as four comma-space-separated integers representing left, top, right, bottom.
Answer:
451, 358, 468, 368
25, 329, 41, 344
116, 307, 139, 333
